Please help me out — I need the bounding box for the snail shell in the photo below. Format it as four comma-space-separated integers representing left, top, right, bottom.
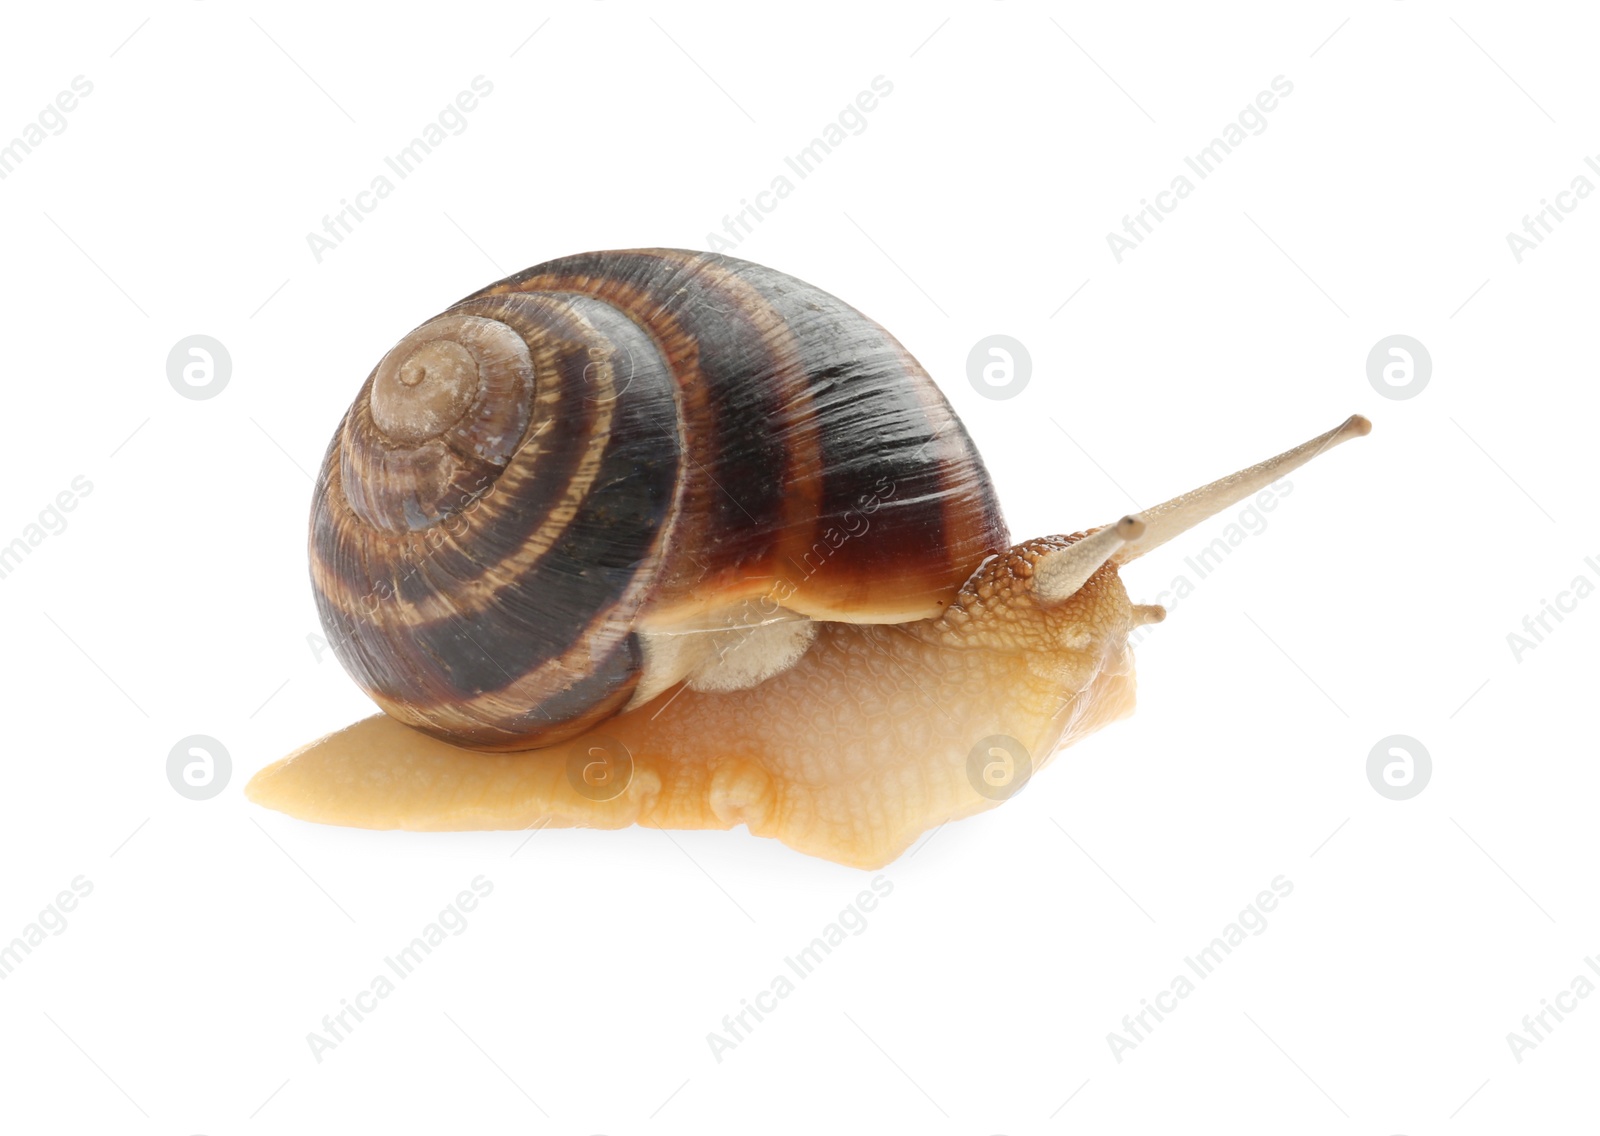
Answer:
313, 250, 1008, 751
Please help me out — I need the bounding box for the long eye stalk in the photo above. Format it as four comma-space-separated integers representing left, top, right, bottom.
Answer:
1114, 414, 1370, 564
1034, 515, 1145, 602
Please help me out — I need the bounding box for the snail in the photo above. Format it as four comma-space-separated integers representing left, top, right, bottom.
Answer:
246, 248, 1370, 869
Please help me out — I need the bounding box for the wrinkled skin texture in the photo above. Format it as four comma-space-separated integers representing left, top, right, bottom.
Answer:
248, 534, 1139, 868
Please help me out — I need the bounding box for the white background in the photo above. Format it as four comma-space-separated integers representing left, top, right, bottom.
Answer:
1, 1, 1594, 1132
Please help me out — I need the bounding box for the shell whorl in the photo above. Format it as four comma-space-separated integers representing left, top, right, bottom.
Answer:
313, 249, 1008, 751
340, 306, 537, 532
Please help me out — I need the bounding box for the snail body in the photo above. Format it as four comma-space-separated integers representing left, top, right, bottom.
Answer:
247, 249, 1369, 868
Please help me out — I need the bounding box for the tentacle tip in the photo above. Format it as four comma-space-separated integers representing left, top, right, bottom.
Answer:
1131, 603, 1166, 627
1115, 514, 1146, 540
1342, 414, 1372, 439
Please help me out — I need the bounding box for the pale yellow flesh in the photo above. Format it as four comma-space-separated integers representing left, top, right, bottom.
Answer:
247, 557, 1140, 869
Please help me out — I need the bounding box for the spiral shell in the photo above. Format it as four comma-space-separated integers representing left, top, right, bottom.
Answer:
312, 249, 1008, 751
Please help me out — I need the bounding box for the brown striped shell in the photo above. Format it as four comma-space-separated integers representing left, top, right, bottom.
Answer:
313, 249, 1009, 751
